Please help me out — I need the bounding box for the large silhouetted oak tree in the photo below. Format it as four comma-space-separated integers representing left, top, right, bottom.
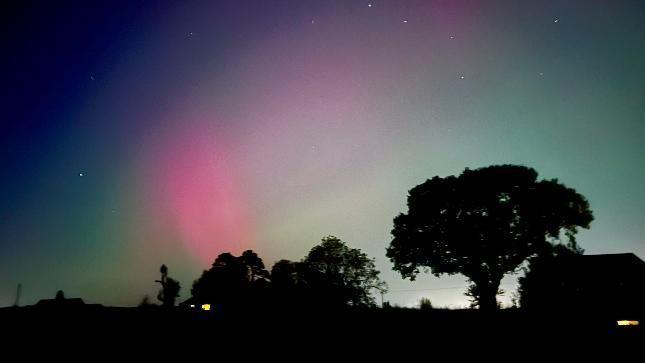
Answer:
386, 165, 593, 311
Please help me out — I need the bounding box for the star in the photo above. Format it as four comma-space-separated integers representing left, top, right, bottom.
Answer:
311, 19, 315, 24
460, 75, 465, 80
402, 19, 408, 23
79, 173, 85, 177
90, 75, 95, 81
450, 35, 455, 39
539, 72, 544, 76
368, 3, 372, 7
554, 18, 559, 23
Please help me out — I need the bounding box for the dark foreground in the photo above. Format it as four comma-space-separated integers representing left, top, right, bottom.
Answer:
0, 306, 641, 357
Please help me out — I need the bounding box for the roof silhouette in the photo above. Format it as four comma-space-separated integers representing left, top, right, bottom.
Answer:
557, 253, 645, 279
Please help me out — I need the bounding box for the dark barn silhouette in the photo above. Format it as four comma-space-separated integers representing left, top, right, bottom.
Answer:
527, 253, 644, 317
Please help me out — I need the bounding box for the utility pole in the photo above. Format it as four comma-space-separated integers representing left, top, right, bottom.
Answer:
13, 283, 22, 307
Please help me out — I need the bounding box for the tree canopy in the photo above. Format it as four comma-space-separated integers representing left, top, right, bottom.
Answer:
271, 259, 306, 290
191, 250, 270, 310
516, 243, 582, 311
189, 238, 383, 311
301, 236, 386, 307
386, 165, 593, 311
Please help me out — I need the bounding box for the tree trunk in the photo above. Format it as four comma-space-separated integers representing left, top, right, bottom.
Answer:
478, 279, 501, 313
479, 289, 497, 312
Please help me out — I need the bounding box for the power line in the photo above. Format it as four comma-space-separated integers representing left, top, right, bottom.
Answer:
387, 283, 515, 293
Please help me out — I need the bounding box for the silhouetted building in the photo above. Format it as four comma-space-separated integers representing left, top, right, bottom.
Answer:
34, 290, 102, 310
538, 253, 645, 316
36, 297, 86, 307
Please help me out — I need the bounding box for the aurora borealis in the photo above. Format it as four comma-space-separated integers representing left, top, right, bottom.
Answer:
1, 0, 644, 307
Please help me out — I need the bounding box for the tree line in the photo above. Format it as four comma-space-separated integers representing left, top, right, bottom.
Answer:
155, 165, 593, 312
155, 235, 386, 312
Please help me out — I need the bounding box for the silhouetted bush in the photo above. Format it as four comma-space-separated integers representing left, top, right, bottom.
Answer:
419, 297, 433, 310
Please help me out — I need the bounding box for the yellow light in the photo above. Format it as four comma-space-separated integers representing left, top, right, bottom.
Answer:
201, 303, 211, 311
616, 320, 639, 326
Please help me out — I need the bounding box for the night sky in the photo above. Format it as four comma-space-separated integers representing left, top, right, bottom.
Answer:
1, 0, 644, 308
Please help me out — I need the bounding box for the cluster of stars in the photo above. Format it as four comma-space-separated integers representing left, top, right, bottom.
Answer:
177, 4, 557, 101
309, 3, 415, 25
182, 5, 557, 102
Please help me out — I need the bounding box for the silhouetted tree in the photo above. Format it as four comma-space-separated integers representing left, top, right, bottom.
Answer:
517, 243, 582, 311
55, 290, 65, 300
386, 165, 593, 312
271, 259, 305, 290
301, 236, 386, 308
270, 259, 312, 310
241, 250, 271, 283
191, 250, 270, 310
419, 297, 433, 310
156, 264, 181, 308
